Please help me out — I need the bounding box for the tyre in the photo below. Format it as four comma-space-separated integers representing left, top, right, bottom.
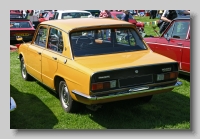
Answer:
20, 57, 31, 81
59, 80, 81, 113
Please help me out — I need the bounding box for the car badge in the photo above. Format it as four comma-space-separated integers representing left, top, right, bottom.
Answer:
135, 70, 138, 73
162, 67, 171, 72
98, 76, 110, 79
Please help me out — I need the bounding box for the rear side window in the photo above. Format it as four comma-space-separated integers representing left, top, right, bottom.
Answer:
34, 26, 48, 47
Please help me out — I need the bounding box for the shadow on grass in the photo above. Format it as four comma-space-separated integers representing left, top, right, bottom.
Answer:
85, 91, 190, 129
10, 84, 58, 129
178, 74, 190, 82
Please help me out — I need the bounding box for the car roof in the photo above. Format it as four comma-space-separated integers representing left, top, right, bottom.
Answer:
55, 10, 91, 14
40, 18, 132, 33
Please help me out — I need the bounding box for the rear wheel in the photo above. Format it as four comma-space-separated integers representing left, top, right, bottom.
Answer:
20, 57, 31, 81
59, 80, 81, 113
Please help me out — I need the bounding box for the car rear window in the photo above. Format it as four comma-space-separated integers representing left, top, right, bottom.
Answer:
70, 27, 147, 57
10, 21, 32, 28
10, 14, 23, 19
61, 12, 91, 19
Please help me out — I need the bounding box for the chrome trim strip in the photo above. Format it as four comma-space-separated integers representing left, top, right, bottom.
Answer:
72, 81, 182, 100
72, 90, 96, 100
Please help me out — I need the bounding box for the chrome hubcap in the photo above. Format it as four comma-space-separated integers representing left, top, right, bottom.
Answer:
61, 84, 69, 108
22, 61, 27, 78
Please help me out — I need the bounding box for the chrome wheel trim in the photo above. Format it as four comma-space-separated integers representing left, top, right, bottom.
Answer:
61, 83, 70, 109
21, 61, 27, 79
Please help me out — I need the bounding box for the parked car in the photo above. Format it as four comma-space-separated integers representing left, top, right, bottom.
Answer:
84, 10, 100, 17
50, 10, 92, 20
38, 11, 54, 22
144, 16, 190, 75
16, 18, 182, 113
10, 18, 35, 41
10, 11, 23, 19
110, 11, 145, 37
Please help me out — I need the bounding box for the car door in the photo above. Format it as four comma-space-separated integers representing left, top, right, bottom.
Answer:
167, 20, 190, 69
26, 25, 48, 81
152, 21, 175, 56
41, 27, 65, 89
181, 26, 190, 73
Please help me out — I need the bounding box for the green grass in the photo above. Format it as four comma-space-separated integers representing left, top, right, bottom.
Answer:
134, 16, 161, 36
10, 16, 190, 129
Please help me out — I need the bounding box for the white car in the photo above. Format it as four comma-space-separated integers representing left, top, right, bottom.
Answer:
50, 10, 93, 20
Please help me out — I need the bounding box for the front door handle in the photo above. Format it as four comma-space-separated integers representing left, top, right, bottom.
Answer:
177, 43, 183, 46
37, 52, 41, 55
64, 59, 67, 64
52, 56, 57, 60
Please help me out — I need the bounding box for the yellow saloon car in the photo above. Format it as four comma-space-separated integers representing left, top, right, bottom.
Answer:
17, 18, 182, 113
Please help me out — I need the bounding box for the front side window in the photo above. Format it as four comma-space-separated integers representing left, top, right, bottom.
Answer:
70, 27, 147, 57
164, 22, 174, 38
34, 26, 48, 47
171, 21, 189, 39
47, 28, 64, 53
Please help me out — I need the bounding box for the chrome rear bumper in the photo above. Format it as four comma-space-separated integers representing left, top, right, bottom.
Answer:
72, 81, 182, 100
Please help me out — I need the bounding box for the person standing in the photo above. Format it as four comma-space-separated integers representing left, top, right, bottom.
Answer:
121, 10, 130, 22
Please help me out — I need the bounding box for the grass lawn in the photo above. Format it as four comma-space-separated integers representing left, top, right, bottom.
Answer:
134, 16, 161, 37
10, 16, 190, 129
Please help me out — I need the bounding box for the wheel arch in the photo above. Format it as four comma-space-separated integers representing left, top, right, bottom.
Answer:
54, 75, 65, 94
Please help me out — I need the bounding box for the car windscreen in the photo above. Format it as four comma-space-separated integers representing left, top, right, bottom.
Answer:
61, 12, 91, 19
10, 21, 32, 28
70, 27, 147, 57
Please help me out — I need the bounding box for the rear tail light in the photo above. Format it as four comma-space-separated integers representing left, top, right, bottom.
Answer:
16, 44, 21, 49
91, 80, 116, 91
157, 72, 178, 81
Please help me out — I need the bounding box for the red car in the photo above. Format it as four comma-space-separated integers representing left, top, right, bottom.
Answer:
144, 16, 190, 75
38, 11, 54, 22
10, 18, 35, 41
10, 11, 23, 19
110, 11, 145, 36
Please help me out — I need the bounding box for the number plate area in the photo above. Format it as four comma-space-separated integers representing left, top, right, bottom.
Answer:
157, 74, 164, 81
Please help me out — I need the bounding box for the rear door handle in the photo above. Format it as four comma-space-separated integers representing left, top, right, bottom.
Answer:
52, 56, 57, 60
37, 52, 41, 55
